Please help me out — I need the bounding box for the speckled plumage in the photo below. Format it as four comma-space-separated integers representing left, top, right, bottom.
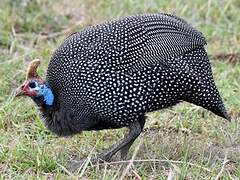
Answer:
31, 13, 230, 163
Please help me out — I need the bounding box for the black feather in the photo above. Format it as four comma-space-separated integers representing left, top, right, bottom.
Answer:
33, 13, 230, 162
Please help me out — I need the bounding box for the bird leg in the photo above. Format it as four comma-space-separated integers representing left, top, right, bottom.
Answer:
95, 121, 142, 162
67, 121, 142, 172
120, 140, 134, 159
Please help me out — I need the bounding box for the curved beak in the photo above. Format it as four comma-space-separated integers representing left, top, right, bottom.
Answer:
15, 87, 25, 97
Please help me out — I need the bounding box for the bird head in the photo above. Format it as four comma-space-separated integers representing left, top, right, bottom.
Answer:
15, 59, 54, 106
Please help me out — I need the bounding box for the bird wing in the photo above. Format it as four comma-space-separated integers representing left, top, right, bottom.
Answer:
50, 13, 207, 75
116, 13, 207, 72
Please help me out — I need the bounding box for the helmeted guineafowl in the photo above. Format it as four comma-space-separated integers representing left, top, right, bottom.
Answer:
16, 13, 231, 164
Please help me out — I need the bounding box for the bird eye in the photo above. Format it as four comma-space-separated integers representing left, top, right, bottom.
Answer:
29, 81, 37, 88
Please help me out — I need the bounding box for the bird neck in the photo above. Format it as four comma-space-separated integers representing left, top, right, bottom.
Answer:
32, 83, 54, 108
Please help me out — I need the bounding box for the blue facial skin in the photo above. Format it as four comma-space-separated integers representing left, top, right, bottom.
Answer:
31, 81, 54, 106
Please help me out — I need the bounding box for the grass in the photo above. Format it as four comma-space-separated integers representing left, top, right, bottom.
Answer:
0, 0, 239, 179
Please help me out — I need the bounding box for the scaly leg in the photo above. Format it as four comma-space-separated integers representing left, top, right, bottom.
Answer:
97, 121, 142, 162
119, 117, 145, 159
67, 121, 143, 172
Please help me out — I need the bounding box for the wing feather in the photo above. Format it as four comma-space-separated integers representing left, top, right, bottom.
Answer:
116, 13, 206, 71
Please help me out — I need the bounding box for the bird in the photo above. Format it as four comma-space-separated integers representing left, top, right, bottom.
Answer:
15, 13, 231, 165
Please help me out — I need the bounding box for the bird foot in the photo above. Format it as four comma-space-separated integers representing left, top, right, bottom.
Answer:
66, 159, 86, 173
66, 155, 109, 173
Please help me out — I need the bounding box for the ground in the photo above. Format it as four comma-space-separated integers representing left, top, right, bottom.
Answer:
0, 0, 239, 179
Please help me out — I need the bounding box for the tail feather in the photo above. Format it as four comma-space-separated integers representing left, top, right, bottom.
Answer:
178, 47, 231, 121
182, 82, 231, 121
